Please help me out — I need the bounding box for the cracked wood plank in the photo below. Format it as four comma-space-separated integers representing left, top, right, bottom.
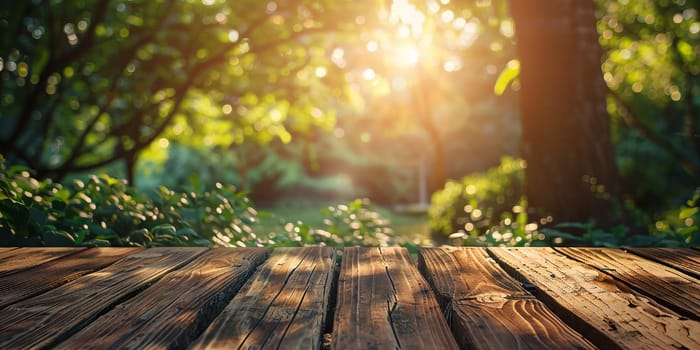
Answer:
333, 247, 458, 350
418, 247, 595, 349
0, 247, 84, 277
191, 247, 336, 350
56, 247, 268, 349
557, 247, 700, 322
0, 247, 141, 309
626, 247, 700, 279
489, 247, 700, 350
0, 247, 205, 349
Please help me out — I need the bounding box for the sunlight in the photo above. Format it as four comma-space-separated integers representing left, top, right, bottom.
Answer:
390, 0, 425, 38
394, 43, 421, 67
385, 0, 435, 68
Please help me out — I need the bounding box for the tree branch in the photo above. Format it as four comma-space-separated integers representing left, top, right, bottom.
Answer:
609, 87, 700, 176
6, 0, 111, 146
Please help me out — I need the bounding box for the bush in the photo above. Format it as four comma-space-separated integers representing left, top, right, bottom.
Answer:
0, 157, 259, 247
429, 157, 525, 241
269, 198, 412, 248
643, 188, 699, 246
428, 156, 698, 247
0, 156, 408, 248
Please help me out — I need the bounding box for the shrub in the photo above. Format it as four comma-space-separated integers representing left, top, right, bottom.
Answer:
271, 198, 411, 248
429, 157, 525, 241
428, 156, 698, 247
0, 156, 408, 248
0, 157, 259, 247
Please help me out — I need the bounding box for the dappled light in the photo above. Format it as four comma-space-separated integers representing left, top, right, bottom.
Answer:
0, 0, 698, 248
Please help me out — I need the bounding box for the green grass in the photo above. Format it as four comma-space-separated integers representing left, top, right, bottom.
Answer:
251, 201, 434, 246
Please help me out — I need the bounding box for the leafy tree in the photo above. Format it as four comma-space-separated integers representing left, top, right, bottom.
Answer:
597, 0, 700, 213
0, 0, 375, 184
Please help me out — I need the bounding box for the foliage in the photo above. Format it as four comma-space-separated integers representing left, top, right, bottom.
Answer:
268, 198, 412, 248
0, 0, 374, 181
597, 0, 700, 212
648, 188, 700, 246
429, 157, 525, 239
0, 156, 409, 248
0, 156, 258, 247
429, 156, 698, 247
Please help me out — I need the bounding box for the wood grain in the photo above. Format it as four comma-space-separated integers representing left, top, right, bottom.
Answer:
0, 247, 18, 254
0, 247, 205, 349
56, 247, 268, 349
191, 247, 336, 350
0, 247, 140, 309
419, 247, 595, 349
0, 247, 84, 277
557, 247, 700, 322
626, 247, 700, 279
332, 247, 458, 350
489, 247, 700, 349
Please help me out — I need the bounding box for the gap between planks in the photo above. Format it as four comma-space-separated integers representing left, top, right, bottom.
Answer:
191, 246, 337, 350
332, 247, 458, 350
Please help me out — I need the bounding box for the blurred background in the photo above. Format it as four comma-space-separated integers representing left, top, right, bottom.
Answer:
0, 0, 698, 247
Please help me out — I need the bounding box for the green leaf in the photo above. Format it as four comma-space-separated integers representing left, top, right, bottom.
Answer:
41, 229, 75, 245
152, 224, 177, 235
679, 207, 698, 220
75, 229, 87, 245
494, 59, 520, 96
175, 227, 196, 236
193, 238, 212, 246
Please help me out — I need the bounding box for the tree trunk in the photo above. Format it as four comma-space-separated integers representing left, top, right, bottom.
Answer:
415, 65, 447, 194
509, 0, 621, 229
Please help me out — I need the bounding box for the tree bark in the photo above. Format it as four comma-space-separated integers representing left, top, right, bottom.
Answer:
509, 0, 621, 229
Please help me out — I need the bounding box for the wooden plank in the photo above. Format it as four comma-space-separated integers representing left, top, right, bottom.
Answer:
191, 247, 336, 349
489, 247, 700, 349
626, 247, 700, 279
557, 247, 700, 322
0, 247, 205, 349
0, 247, 84, 277
0, 247, 141, 309
418, 247, 595, 349
0, 247, 18, 254
56, 247, 268, 349
332, 247, 458, 350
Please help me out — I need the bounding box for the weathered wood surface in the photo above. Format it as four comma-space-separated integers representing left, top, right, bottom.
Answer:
557, 247, 700, 321
0, 247, 18, 254
489, 247, 700, 350
191, 247, 336, 350
0, 247, 83, 277
0, 246, 698, 349
418, 247, 595, 349
0, 247, 140, 309
333, 247, 458, 350
57, 248, 268, 350
0, 247, 204, 349
626, 247, 700, 279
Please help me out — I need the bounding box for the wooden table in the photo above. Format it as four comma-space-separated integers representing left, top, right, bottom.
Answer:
0, 246, 698, 349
